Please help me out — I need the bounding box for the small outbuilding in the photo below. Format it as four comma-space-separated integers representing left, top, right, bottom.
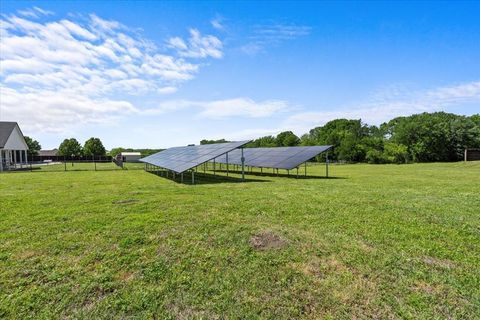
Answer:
38, 149, 59, 157
119, 152, 141, 162
0, 121, 29, 171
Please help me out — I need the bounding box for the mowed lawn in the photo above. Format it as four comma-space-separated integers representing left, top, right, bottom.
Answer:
1, 162, 479, 319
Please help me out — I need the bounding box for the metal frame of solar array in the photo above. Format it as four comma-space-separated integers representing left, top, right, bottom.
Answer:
139, 140, 251, 174
213, 146, 333, 170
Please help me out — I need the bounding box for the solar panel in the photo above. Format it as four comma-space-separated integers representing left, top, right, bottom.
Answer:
214, 146, 333, 170
139, 140, 251, 173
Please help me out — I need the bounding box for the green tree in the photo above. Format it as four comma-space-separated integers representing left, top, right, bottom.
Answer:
276, 131, 300, 146
246, 135, 277, 148
200, 139, 229, 145
24, 136, 41, 156
83, 137, 106, 156
307, 119, 370, 161
300, 133, 316, 146
109, 147, 126, 157
58, 138, 83, 157
381, 112, 480, 162
383, 142, 409, 163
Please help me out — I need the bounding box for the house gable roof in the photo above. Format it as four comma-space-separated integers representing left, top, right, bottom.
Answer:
0, 122, 17, 148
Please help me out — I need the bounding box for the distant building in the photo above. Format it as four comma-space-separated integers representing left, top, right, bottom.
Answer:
119, 152, 141, 162
0, 121, 29, 172
38, 149, 59, 157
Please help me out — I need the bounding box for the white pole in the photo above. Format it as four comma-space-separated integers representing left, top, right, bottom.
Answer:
13, 150, 17, 169
0, 150, 3, 172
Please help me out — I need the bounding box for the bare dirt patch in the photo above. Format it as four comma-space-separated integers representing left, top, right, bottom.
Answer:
249, 231, 287, 251
290, 259, 324, 279
112, 199, 139, 205
423, 256, 455, 269
412, 281, 443, 295
16, 250, 38, 259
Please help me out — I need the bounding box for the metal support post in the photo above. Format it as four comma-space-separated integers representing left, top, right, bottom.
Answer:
326, 151, 329, 178
226, 153, 229, 177
191, 170, 195, 184
305, 162, 307, 177
181, 172, 184, 183
241, 148, 245, 181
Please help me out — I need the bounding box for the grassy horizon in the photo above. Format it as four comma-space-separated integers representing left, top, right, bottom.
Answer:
1, 162, 479, 318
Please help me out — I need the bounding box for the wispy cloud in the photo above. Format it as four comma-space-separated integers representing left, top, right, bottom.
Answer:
142, 98, 290, 118
0, 10, 223, 132
210, 16, 226, 31
241, 23, 311, 55
17, 6, 53, 18
168, 28, 223, 59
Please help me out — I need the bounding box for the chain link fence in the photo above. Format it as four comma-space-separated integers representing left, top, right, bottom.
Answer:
12, 155, 145, 172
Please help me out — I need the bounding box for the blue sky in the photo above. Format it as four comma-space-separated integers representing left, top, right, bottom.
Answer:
1, 1, 479, 149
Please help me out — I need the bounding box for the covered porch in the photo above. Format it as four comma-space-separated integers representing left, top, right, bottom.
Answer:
0, 148, 29, 171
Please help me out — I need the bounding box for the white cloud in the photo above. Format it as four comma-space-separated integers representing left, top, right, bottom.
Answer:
196, 98, 289, 118
0, 11, 222, 132
143, 98, 290, 118
0, 86, 137, 133
168, 28, 223, 59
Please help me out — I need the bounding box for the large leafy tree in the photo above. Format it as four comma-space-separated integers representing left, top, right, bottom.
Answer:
83, 137, 106, 156
381, 112, 480, 162
276, 131, 300, 146
58, 138, 83, 157
24, 136, 41, 156
109, 147, 126, 157
305, 119, 370, 161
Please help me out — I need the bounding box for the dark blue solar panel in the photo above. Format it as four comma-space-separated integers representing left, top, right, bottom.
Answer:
139, 140, 251, 173
214, 146, 332, 170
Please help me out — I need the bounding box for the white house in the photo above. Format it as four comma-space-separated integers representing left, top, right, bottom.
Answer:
0, 122, 29, 172
119, 152, 141, 162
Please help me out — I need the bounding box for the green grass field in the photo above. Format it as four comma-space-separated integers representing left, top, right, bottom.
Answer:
1, 162, 479, 319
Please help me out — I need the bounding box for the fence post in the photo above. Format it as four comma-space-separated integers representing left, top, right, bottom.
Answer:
64, 156, 66, 171
94, 155, 97, 171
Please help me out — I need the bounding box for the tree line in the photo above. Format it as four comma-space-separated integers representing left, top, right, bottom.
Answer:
25, 112, 479, 163
202, 112, 480, 163
25, 136, 162, 157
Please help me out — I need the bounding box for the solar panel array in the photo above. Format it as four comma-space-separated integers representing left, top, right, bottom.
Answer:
139, 140, 251, 173
214, 146, 333, 170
